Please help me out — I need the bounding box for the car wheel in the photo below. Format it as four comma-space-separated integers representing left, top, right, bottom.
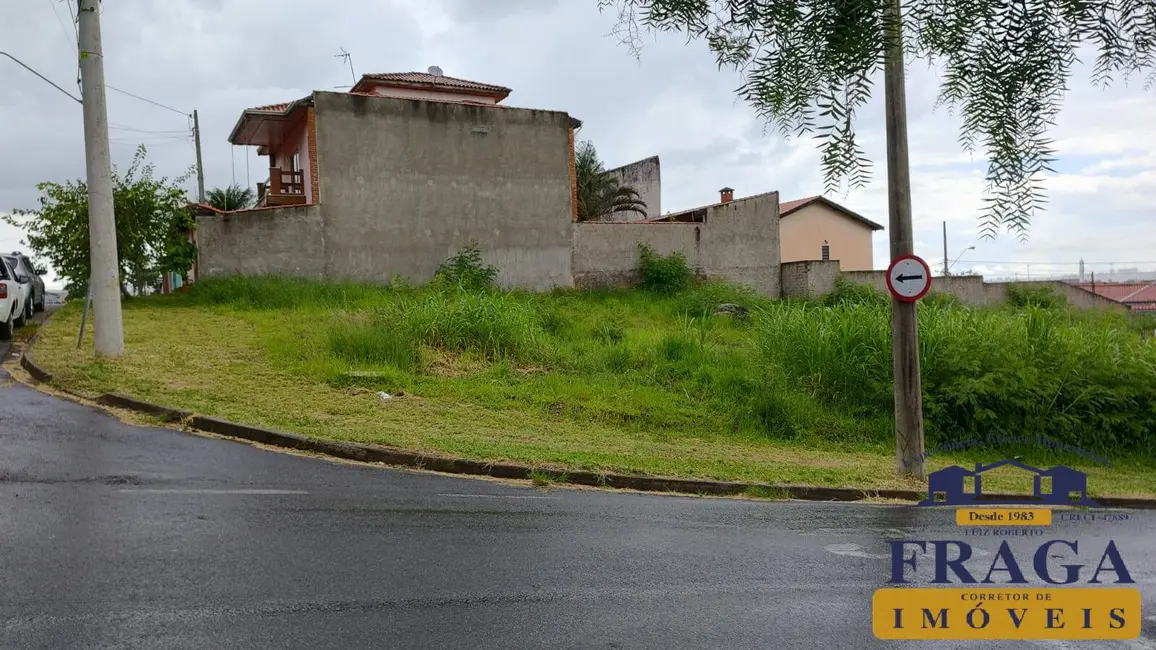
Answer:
25, 298, 33, 320
14, 302, 26, 328
34, 296, 44, 313
0, 309, 13, 341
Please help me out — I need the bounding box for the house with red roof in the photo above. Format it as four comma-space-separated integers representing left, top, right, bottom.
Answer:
226, 68, 520, 209
203, 67, 584, 289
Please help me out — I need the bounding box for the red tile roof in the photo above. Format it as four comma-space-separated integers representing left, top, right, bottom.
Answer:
356, 72, 511, 95
350, 72, 512, 101
779, 195, 885, 231
1074, 282, 1156, 305
248, 101, 293, 112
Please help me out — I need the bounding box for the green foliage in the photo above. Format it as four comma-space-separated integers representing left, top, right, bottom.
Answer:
435, 242, 499, 291
822, 277, 888, 307
758, 300, 1156, 454
181, 276, 394, 310
3, 146, 193, 296
205, 184, 255, 211
1005, 283, 1067, 310
575, 140, 648, 221
638, 244, 694, 294
327, 314, 422, 371
674, 281, 767, 318
596, 0, 1156, 238
922, 292, 963, 310
171, 276, 1156, 458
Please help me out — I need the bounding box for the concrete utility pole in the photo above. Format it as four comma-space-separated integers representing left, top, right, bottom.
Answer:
78, 0, 124, 357
193, 109, 206, 203
942, 221, 949, 277
883, 0, 926, 479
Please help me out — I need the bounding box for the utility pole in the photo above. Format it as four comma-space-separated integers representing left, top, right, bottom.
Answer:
883, 0, 925, 480
942, 221, 949, 277
193, 109, 206, 202
78, 0, 124, 357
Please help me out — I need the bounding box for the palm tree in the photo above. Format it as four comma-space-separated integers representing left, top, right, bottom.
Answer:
205, 184, 255, 211
575, 141, 648, 221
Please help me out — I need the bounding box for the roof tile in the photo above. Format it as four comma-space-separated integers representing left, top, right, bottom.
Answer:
357, 72, 511, 96
1074, 282, 1156, 305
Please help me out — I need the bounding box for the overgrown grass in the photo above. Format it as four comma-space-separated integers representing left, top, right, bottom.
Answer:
26, 269, 1156, 498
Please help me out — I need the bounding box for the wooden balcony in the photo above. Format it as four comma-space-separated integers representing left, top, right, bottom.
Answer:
256, 168, 306, 207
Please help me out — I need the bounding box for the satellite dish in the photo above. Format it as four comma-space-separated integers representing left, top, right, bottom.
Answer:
428, 65, 444, 77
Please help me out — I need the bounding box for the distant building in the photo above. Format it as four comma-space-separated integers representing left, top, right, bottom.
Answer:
777, 196, 884, 272
1073, 281, 1156, 311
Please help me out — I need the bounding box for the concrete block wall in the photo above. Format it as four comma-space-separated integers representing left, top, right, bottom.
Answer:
311, 91, 575, 290
196, 205, 324, 279
572, 191, 780, 296
603, 156, 661, 220
781, 260, 840, 299
836, 270, 1126, 311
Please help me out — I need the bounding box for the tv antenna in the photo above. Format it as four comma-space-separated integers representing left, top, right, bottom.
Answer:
334, 47, 356, 88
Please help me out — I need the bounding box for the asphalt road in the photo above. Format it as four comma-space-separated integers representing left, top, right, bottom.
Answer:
0, 356, 1153, 649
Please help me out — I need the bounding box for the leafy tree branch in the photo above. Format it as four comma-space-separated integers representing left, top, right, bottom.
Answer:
596, 0, 1155, 239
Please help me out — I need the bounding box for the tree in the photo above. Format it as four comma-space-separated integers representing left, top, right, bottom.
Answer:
576, 140, 649, 221
596, 0, 1155, 481
596, 0, 1155, 239
205, 184, 255, 211
3, 146, 193, 297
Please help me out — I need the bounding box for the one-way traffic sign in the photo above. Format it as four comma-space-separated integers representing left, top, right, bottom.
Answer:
886, 254, 932, 302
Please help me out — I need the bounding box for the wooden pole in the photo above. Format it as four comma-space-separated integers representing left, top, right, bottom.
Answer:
883, 0, 926, 479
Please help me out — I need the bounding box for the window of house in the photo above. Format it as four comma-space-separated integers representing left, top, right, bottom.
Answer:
821, 244, 830, 261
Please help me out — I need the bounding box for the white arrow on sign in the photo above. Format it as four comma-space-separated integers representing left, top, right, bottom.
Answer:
886, 255, 932, 302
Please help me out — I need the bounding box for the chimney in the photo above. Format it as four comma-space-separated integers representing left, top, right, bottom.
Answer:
719, 187, 734, 204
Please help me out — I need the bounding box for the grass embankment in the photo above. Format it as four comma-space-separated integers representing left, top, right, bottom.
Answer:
26, 273, 1156, 499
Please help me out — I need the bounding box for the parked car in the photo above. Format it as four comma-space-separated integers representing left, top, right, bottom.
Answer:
0, 256, 28, 341
0, 255, 32, 326
2, 252, 45, 313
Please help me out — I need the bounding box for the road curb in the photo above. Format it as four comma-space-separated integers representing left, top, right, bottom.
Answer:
15, 316, 1156, 508
19, 326, 54, 384
96, 393, 193, 423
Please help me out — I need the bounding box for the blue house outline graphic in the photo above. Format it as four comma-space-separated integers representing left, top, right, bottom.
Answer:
919, 460, 1098, 506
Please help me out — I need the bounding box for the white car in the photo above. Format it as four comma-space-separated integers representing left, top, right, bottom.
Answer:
0, 256, 29, 341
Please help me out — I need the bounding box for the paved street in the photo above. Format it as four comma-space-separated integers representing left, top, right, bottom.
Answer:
0, 358, 1153, 649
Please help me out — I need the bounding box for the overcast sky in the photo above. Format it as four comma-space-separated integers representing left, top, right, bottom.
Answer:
2, 0, 1154, 289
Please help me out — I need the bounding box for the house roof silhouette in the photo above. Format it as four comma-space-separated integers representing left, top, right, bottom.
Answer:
930, 465, 976, 477
1038, 465, 1083, 476
974, 460, 1045, 475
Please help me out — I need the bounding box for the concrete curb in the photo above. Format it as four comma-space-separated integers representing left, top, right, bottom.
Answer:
15, 315, 1156, 508
96, 393, 193, 423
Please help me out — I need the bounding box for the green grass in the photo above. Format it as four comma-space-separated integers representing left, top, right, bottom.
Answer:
23, 275, 1156, 499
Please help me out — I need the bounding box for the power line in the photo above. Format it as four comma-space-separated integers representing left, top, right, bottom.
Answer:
109, 124, 189, 134
47, 0, 76, 54
106, 85, 189, 116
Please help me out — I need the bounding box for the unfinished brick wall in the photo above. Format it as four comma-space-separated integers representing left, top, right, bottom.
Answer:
307, 107, 320, 204
568, 126, 578, 221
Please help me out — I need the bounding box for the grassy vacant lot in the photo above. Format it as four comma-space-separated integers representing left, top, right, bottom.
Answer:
25, 268, 1156, 498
